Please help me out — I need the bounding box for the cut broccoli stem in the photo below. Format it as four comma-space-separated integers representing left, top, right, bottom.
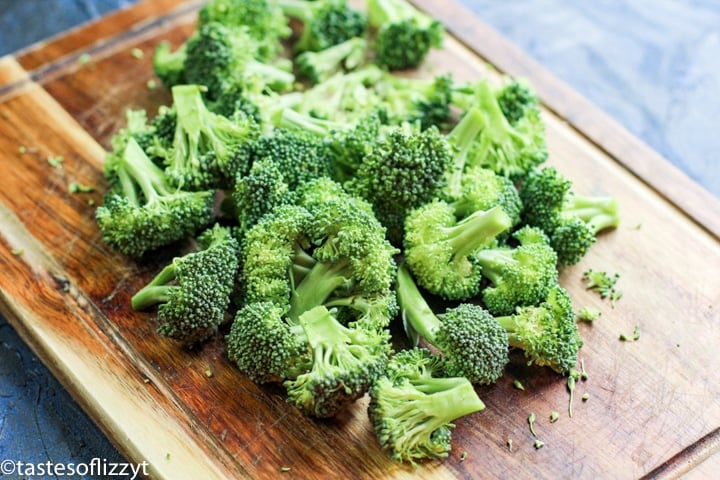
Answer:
473, 248, 516, 287
397, 263, 440, 343
564, 195, 620, 233
445, 205, 513, 260
278, 108, 338, 136
494, 315, 527, 351
445, 108, 485, 199
131, 264, 178, 310
121, 138, 174, 204
289, 258, 352, 321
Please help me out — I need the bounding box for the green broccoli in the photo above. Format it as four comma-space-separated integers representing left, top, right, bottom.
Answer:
161, 84, 259, 190
520, 166, 620, 266
397, 264, 509, 384
345, 123, 453, 245
474, 226, 559, 315
151, 41, 187, 88
131, 224, 239, 345
284, 305, 390, 417
95, 137, 214, 258
583, 269, 622, 305
374, 72, 453, 129
461, 80, 547, 179
448, 165, 523, 228
197, 0, 291, 60
277, 0, 368, 53
495, 285, 582, 374
403, 201, 512, 300
495, 78, 540, 125
367, 0, 444, 70
296, 36, 368, 84
368, 348, 486, 464
232, 157, 293, 233
184, 22, 295, 99
227, 301, 310, 383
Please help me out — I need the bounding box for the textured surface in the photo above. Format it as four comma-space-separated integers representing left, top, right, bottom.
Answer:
0, 0, 719, 476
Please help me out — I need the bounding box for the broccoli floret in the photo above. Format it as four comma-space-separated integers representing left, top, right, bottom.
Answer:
278, 0, 368, 53
130, 224, 239, 345
495, 285, 582, 374
404, 201, 512, 300
232, 157, 294, 233
162, 84, 259, 190
227, 301, 310, 383
152, 41, 187, 88
284, 305, 390, 417
96, 138, 214, 257
184, 22, 295, 98
474, 226, 559, 315
367, 0, 444, 70
496, 78, 540, 125
375, 72, 453, 129
397, 265, 509, 384
296, 36, 368, 84
368, 348, 485, 464
346, 124, 453, 245
241, 199, 398, 325
520, 166, 620, 266
103, 109, 158, 186
148, 105, 177, 155
462, 80, 547, 179
197, 0, 291, 60
583, 269, 622, 305
448, 165, 523, 227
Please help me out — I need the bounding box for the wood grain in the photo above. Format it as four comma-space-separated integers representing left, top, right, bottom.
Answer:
1, 1, 719, 479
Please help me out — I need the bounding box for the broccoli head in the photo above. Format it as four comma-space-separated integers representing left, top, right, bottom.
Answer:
296, 36, 368, 84
474, 226, 559, 316
495, 285, 582, 374
397, 264, 509, 384
278, 0, 368, 53
131, 224, 239, 346
367, 0, 444, 70
368, 348, 485, 464
520, 166, 620, 266
152, 41, 187, 88
375, 72, 453, 129
403, 201, 512, 300
95, 137, 214, 258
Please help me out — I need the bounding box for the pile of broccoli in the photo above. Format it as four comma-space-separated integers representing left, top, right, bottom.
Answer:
95, 0, 621, 467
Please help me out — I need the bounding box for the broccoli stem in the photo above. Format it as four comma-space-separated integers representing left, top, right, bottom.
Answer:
131, 263, 178, 310
564, 195, 620, 233
444, 205, 512, 260
494, 315, 526, 350
122, 138, 173, 204
289, 258, 353, 321
276, 0, 321, 23
278, 108, 338, 136
410, 376, 468, 394
244, 60, 296, 89
400, 380, 485, 436
298, 304, 349, 350
396, 264, 440, 344
472, 247, 516, 287
445, 108, 485, 199
369, 0, 428, 26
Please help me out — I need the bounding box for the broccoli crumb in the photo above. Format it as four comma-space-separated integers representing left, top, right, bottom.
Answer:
527, 412, 538, 437
48, 155, 64, 168
577, 306, 601, 322
580, 359, 588, 380
77, 53, 91, 65
506, 438, 513, 451
131, 47, 144, 59
18, 146, 27, 154
533, 439, 545, 449
620, 326, 640, 342
633, 325, 640, 341
512, 379, 525, 391
165, 452, 171, 460
581, 392, 590, 402
280, 467, 291, 473
567, 369, 579, 417
583, 269, 622, 307
549, 411, 559, 423
204, 369, 213, 378
459, 451, 468, 462
11, 248, 25, 256
147, 79, 158, 90
69, 181, 95, 194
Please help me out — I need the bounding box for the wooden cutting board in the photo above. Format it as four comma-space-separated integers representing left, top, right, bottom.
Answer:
1, 1, 719, 478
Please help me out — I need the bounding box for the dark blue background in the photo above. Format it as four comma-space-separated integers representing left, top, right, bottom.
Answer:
1, 0, 718, 476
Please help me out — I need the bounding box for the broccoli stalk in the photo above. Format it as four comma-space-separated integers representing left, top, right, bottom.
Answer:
375, 73, 453, 129
367, 0, 444, 70
296, 36, 367, 84
404, 202, 512, 300
397, 264, 509, 385
288, 258, 354, 321
131, 224, 239, 345
368, 348, 485, 464
443, 107, 486, 200
494, 285, 582, 374
95, 137, 214, 258
277, 0, 368, 52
